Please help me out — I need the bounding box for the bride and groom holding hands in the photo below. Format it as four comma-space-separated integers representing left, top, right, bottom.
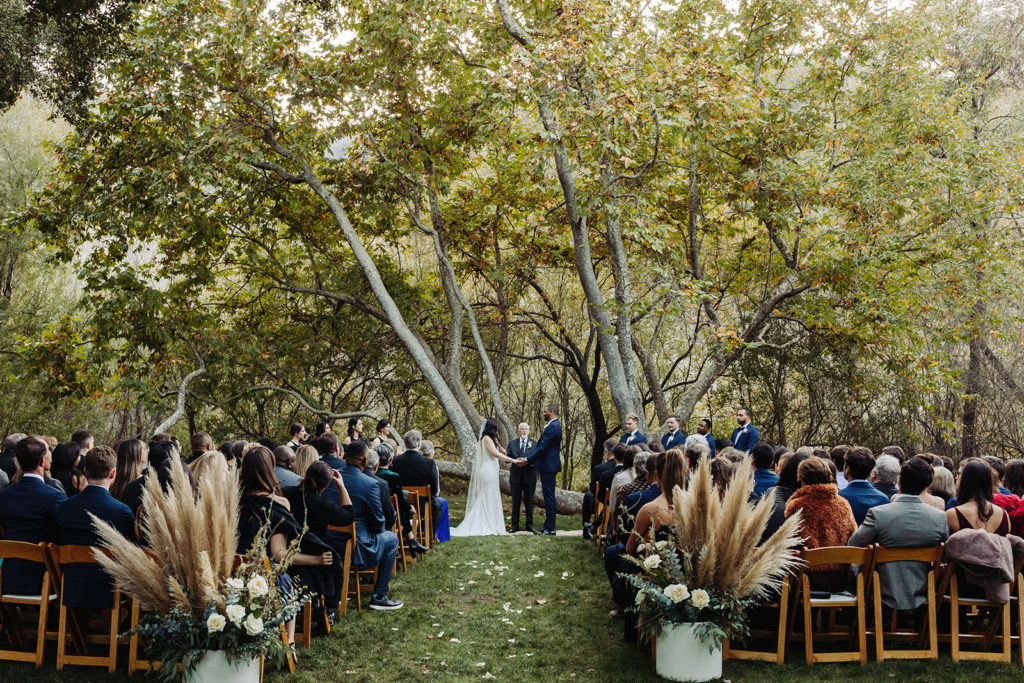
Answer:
450, 404, 562, 538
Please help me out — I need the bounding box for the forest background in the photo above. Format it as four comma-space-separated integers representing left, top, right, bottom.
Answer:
1, 0, 1022, 490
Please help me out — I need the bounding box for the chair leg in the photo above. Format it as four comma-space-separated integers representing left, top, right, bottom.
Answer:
108, 600, 120, 672
927, 573, 938, 659
802, 575, 814, 665
856, 575, 867, 665
951, 578, 961, 662
776, 581, 790, 665
128, 601, 139, 674
874, 574, 885, 662
56, 602, 67, 671
36, 577, 50, 669
1002, 604, 1012, 662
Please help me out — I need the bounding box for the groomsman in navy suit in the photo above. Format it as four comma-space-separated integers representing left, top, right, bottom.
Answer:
695, 418, 716, 457
506, 422, 537, 533
520, 404, 562, 535
660, 415, 686, 451
731, 408, 760, 452
619, 413, 647, 446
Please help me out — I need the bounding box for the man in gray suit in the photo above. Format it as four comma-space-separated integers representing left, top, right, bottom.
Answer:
507, 422, 536, 533
848, 457, 948, 610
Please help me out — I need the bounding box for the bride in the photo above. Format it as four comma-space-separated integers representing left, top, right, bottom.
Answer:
451, 418, 520, 537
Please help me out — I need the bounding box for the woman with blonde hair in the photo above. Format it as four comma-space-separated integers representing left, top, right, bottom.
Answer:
294, 444, 319, 477
189, 450, 230, 484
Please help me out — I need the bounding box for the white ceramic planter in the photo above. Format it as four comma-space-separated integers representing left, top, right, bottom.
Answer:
655, 622, 723, 682
184, 650, 260, 683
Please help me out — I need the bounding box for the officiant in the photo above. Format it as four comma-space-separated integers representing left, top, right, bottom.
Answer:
507, 422, 537, 533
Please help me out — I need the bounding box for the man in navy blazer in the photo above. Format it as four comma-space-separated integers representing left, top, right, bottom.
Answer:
57, 446, 135, 608
660, 415, 686, 451
521, 404, 562, 535
0, 436, 66, 595
619, 413, 647, 446
839, 447, 891, 524
340, 440, 402, 610
316, 432, 347, 472
731, 408, 760, 452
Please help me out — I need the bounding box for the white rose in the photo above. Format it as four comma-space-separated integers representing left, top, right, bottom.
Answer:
206, 612, 226, 633
664, 584, 690, 604
226, 577, 244, 591
225, 604, 246, 625
691, 589, 710, 610
643, 554, 662, 571
655, 540, 669, 551
243, 613, 264, 636
246, 575, 269, 598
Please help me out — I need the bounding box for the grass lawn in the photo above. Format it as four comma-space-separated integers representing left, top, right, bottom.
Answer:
1, 493, 1023, 681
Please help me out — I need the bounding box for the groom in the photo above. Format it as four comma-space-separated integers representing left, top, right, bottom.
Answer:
518, 403, 561, 535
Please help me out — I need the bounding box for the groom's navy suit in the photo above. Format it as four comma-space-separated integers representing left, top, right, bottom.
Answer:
526, 418, 562, 533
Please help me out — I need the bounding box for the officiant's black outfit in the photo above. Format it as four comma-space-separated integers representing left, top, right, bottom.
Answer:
506, 435, 537, 532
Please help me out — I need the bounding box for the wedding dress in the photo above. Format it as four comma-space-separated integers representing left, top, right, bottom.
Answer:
450, 437, 507, 537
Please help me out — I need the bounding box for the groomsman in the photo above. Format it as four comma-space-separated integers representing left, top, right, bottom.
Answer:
660, 415, 686, 451
695, 418, 716, 458
506, 423, 536, 533
520, 404, 562, 535
619, 414, 647, 446
731, 408, 760, 452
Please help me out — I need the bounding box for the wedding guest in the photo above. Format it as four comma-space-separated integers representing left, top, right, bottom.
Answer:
1002, 459, 1024, 497
70, 429, 94, 459
392, 430, 442, 533
683, 434, 711, 472
785, 457, 857, 590
189, 450, 230, 483
230, 439, 246, 465
294, 444, 319, 477
760, 452, 809, 543
339, 440, 403, 610
50, 441, 87, 495
750, 443, 779, 497
0, 432, 25, 479
0, 436, 66, 594
929, 466, 956, 505
187, 432, 213, 464
881, 445, 907, 463
947, 459, 1009, 535
710, 457, 733, 497
608, 446, 638, 514
613, 453, 653, 525
121, 440, 188, 517
283, 461, 354, 563
419, 439, 450, 541
365, 446, 398, 531
870, 454, 900, 499
583, 438, 619, 538
838, 447, 889, 524
286, 423, 307, 450
830, 445, 851, 489
274, 445, 303, 487
374, 443, 427, 556
57, 446, 136, 608
847, 457, 948, 610
238, 447, 342, 638
317, 432, 346, 472
111, 438, 147, 502
982, 456, 1012, 495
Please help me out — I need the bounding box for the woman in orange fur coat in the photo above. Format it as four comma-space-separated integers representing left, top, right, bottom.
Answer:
785, 456, 857, 591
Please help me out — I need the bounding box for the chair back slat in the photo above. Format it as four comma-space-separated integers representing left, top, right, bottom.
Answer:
0, 540, 48, 563
327, 522, 355, 535
802, 545, 872, 568
873, 545, 944, 564
52, 544, 109, 565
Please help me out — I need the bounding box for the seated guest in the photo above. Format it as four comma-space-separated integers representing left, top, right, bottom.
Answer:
111, 438, 147, 503
948, 459, 1009, 536
929, 466, 956, 505
0, 432, 25, 480
785, 457, 857, 591
419, 439, 450, 541
50, 441, 87, 495
848, 458, 948, 610
870, 454, 900, 499
189, 450, 230, 483
238, 447, 343, 636
340, 440, 403, 610
583, 439, 620, 538
830, 445, 851, 489
683, 435, 711, 473
608, 446, 639, 514
994, 459, 1024, 536
57, 446, 136, 608
316, 432, 346, 472
283, 461, 354, 562
274, 445, 302, 487
1002, 459, 1024, 498
294, 444, 319, 477
709, 457, 733, 498
365, 446, 398, 532
187, 432, 213, 464
613, 453, 653, 525
759, 452, 809, 543
838, 447, 890, 524
880, 445, 907, 463
121, 440, 188, 517
0, 436, 67, 594
230, 439, 247, 466
375, 444, 427, 555
982, 456, 1012, 495
392, 430, 442, 533
286, 422, 307, 450
750, 443, 779, 497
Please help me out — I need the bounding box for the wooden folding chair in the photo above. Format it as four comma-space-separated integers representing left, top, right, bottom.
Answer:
392, 493, 409, 572
127, 598, 160, 674
0, 541, 58, 667
593, 491, 609, 547
796, 545, 874, 665
938, 557, 1023, 663
404, 486, 434, 550
723, 575, 793, 664
326, 524, 354, 617
1014, 558, 1024, 665
46, 544, 124, 672
330, 523, 377, 612
871, 545, 943, 661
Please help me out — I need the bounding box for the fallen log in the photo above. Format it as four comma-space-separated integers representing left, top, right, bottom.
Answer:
435, 460, 583, 515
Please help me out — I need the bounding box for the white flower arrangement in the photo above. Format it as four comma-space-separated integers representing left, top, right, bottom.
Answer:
206, 612, 226, 633
664, 584, 690, 604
